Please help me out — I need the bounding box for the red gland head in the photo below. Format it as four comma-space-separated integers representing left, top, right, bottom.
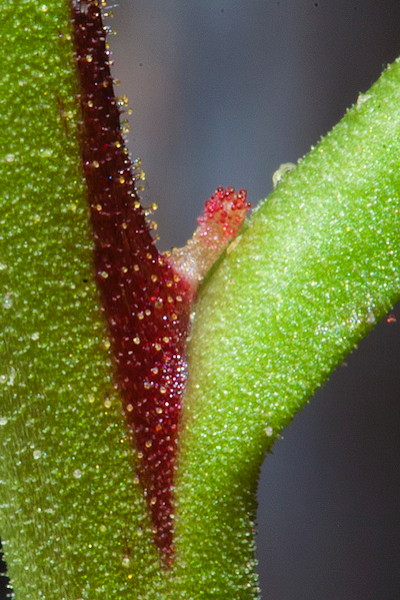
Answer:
169, 187, 250, 296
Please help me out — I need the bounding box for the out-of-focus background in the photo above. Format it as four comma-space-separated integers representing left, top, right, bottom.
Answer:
1, 1, 399, 598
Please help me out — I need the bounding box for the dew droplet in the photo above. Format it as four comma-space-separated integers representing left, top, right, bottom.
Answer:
121, 556, 130, 567
356, 92, 371, 108
3, 293, 13, 309
365, 309, 376, 324
39, 148, 53, 158
272, 162, 296, 188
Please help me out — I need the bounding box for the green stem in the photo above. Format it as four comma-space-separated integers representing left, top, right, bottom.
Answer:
0, 2, 160, 597
173, 62, 400, 596
0, 2, 399, 599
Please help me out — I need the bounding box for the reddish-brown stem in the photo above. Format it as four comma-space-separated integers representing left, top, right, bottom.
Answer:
70, 0, 191, 566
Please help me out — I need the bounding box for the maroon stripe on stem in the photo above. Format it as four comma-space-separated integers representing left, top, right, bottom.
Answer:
70, 0, 191, 566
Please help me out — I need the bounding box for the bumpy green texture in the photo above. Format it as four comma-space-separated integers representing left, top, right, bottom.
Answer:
173, 62, 400, 598
0, 3, 163, 599
1, 2, 400, 599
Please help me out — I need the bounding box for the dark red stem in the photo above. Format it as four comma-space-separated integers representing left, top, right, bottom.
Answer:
70, 0, 191, 566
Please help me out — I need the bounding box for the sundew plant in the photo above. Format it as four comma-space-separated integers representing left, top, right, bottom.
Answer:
1, 2, 400, 600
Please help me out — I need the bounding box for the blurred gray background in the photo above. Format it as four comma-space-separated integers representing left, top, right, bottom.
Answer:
107, 2, 399, 599
1, 1, 399, 599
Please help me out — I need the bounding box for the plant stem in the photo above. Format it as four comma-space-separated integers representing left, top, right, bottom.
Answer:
173, 61, 400, 597
0, 2, 399, 599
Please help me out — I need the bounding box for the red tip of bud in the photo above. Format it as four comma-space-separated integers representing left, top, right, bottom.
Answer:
169, 187, 250, 295
198, 186, 250, 248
